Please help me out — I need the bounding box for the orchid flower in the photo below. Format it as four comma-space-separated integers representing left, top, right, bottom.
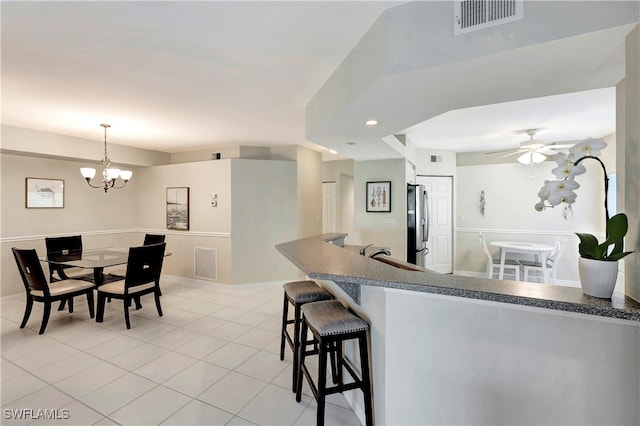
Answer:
534, 137, 608, 216
552, 152, 587, 178
569, 137, 607, 159
547, 188, 577, 206
544, 179, 580, 192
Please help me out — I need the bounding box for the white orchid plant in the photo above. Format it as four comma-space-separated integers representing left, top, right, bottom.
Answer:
534, 137, 633, 262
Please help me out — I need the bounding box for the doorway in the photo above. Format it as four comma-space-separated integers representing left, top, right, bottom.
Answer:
322, 181, 337, 233
417, 175, 453, 274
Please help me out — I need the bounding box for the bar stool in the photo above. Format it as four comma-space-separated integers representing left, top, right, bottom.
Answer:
280, 280, 332, 392
296, 300, 373, 426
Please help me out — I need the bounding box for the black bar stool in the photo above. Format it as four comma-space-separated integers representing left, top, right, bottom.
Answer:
296, 300, 373, 426
280, 280, 333, 392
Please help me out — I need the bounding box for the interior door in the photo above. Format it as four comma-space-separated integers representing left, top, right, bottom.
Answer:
418, 176, 453, 273
322, 181, 337, 233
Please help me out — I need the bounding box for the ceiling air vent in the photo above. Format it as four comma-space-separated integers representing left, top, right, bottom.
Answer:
454, 0, 523, 35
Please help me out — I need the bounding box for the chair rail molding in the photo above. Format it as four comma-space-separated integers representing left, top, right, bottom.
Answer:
455, 227, 604, 238
0, 229, 232, 244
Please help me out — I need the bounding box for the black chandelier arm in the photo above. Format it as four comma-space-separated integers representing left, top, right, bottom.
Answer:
84, 177, 129, 193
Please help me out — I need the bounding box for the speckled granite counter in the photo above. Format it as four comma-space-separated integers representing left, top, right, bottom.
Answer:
276, 233, 640, 323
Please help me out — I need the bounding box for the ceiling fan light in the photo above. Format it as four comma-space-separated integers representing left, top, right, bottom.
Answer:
531, 152, 546, 163
517, 153, 532, 164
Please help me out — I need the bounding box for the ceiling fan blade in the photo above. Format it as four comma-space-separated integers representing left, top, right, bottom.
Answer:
498, 150, 525, 159
485, 148, 520, 155
546, 142, 575, 149
537, 147, 560, 155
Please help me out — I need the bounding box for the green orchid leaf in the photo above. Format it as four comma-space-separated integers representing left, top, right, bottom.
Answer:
606, 213, 628, 241
608, 251, 634, 261
576, 232, 599, 259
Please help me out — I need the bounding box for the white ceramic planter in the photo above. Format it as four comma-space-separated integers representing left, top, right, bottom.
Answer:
578, 257, 619, 299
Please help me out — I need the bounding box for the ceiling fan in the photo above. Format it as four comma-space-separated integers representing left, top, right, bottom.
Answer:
487, 129, 574, 164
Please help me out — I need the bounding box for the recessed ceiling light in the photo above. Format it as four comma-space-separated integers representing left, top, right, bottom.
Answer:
329, 149, 338, 155
365, 119, 378, 126
345, 142, 356, 146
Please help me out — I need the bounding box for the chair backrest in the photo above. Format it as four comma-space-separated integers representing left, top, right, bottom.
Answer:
478, 233, 495, 278
143, 234, 166, 245
44, 235, 82, 280
45, 235, 82, 259
479, 233, 493, 262
124, 242, 166, 292
12, 247, 49, 296
547, 239, 566, 266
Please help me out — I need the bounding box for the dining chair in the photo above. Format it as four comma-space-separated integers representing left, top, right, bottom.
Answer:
521, 238, 566, 284
95, 242, 166, 329
143, 234, 166, 245
479, 233, 520, 280
12, 247, 95, 334
44, 235, 87, 282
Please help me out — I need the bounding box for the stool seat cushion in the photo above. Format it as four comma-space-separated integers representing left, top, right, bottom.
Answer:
302, 300, 368, 337
283, 280, 332, 304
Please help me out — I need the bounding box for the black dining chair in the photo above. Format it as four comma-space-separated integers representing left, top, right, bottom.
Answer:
12, 247, 95, 334
44, 235, 85, 282
143, 234, 166, 245
96, 242, 166, 329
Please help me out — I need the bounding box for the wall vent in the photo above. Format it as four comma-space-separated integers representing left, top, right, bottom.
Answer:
194, 247, 218, 281
454, 0, 523, 35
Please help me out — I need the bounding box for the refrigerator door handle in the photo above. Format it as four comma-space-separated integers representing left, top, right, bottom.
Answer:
423, 190, 430, 244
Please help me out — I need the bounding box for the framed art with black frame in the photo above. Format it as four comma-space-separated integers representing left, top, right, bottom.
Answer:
366, 181, 391, 212
166, 187, 189, 230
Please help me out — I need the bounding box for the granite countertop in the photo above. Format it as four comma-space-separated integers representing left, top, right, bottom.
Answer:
276, 233, 640, 323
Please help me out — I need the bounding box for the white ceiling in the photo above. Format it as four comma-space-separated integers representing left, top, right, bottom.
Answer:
402, 87, 616, 153
0, 2, 623, 157
1, 1, 402, 153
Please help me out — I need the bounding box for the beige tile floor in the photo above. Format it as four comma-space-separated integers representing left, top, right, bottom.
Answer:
1, 277, 361, 425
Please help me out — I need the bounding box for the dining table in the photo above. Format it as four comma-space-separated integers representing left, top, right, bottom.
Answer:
40, 247, 172, 286
489, 241, 554, 282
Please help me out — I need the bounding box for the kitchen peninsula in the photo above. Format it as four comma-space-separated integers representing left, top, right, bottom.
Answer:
277, 234, 640, 425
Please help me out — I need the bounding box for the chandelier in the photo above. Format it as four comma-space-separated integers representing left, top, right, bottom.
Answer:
80, 124, 132, 193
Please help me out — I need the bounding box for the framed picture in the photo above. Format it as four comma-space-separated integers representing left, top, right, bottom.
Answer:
166, 187, 189, 230
366, 181, 391, 212
26, 178, 64, 208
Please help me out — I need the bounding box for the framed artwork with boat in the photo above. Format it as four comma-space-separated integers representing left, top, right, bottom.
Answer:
166, 187, 189, 230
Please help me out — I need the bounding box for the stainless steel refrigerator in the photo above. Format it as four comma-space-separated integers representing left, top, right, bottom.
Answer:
407, 183, 429, 266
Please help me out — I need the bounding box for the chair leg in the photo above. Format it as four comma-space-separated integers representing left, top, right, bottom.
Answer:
67, 297, 74, 313
296, 320, 309, 403
58, 299, 66, 311
336, 340, 343, 386
134, 295, 142, 310
358, 332, 374, 426
316, 338, 328, 426
124, 297, 131, 329
40, 302, 52, 335
20, 296, 34, 329
154, 290, 163, 317
279, 294, 288, 361
86, 290, 95, 319
96, 293, 106, 323
292, 304, 301, 392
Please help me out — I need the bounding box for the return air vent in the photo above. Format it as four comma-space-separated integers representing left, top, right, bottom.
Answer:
194, 247, 217, 281
454, 0, 523, 35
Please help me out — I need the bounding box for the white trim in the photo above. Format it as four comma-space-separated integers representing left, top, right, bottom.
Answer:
0, 229, 232, 243
455, 227, 605, 238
